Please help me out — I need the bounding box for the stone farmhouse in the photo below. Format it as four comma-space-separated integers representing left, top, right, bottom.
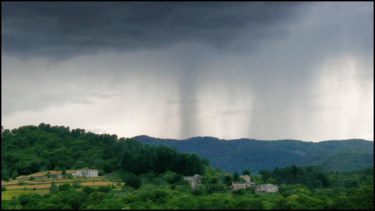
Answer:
231, 175, 256, 190
72, 169, 98, 177
183, 174, 203, 188
230, 175, 278, 194
255, 184, 278, 194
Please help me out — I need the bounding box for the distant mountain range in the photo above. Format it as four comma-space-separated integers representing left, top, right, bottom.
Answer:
133, 136, 374, 174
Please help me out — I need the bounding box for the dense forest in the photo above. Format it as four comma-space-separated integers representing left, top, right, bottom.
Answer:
133, 135, 374, 173
1, 124, 374, 210
2, 164, 373, 210
1, 124, 206, 181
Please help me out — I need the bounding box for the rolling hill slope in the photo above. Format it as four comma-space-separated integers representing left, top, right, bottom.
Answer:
133, 136, 374, 173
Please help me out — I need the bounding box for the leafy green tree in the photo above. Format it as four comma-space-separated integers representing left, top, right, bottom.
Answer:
233, 171, 239, 182
49, 181, 58, 193
87, 192, 106, 205
163, 171, 182, 184
11, 170, 19, 180
209, 176, 218, 184
266, 177, 277, 184
58, 183, 72, 192
201, 158, 210, 167
204, 184, 227, 194
242, 169, 251, 176
97, 186, 112, 193
224, 175, 233, 186
122, 172, 141, 189
82, 186, 95, 195
191, 187, 202, 195
272, 197, 290, 210
347, 185, 374, 210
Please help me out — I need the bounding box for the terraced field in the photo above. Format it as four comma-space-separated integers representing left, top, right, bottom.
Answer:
1, 170, 125, 200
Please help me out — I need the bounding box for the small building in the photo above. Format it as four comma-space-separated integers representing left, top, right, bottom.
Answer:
183, 174, 203, 188
240, 175, 251, 184
231, 175, 256, 190
255, 184, 278, 194
72, 169, 98, 177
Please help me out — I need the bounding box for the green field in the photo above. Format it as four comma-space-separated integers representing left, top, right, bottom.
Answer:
2, 189, 49, 200
1, 170, 123, 200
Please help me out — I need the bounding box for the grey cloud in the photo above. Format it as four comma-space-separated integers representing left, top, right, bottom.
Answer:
166, 99, 200, 105
215, 109, 252, 116
1, 2, 372, 141
2, 89, 106, 116
2, 2, 304, 60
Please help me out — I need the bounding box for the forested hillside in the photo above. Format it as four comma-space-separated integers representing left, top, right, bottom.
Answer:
1, 124, 373, 210
1, 124, 205, 181
133, 135, 374, 173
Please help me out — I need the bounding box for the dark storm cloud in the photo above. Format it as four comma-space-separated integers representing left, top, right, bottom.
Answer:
2, 2, 304, 59
2, 2, 373, 141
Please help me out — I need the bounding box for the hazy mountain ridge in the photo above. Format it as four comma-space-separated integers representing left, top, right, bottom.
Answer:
133, 135, 374, 173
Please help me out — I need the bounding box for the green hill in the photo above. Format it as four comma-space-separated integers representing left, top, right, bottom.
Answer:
1, 124, 205, 181
133, 136, 374, 173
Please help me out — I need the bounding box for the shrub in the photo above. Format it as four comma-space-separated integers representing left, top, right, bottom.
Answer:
140, 189, 169, 203
29, 176, 35, 181
204, 184, 227, 194
224, 175, 233, 186
232, 189, 245, 196
247, 186, 256, 194
191, 187, 201, 195
97, 186, 111, 193
122, 172, 141, 189
58, 183, 72, 192
121, 185, 135, 193
82, 186, 95, 195
266, 178, 277, 185
242, 169, 251, 176
72, 180, 82, 188
49, 181, 58, 193
164, 171, 182, 184
2, 187, 6, 191
210, 176, 218, 184
18, 194, 30, 206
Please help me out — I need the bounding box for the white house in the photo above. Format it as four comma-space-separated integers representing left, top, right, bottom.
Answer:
72, 169, 98, 177
255, 184, 278, 194
183, 174, 203, 188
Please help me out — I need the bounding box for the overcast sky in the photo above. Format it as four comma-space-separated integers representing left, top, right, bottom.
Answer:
2, 2, 373, 141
